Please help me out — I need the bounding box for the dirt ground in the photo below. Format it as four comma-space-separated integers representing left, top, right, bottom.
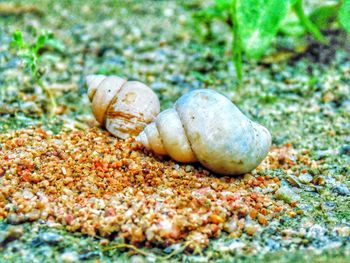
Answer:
0, 0, 349, 262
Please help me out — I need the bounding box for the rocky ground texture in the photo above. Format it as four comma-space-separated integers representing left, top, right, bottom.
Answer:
0, 0, 350, 262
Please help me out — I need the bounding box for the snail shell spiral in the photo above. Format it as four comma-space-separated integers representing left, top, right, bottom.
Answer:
136, 89, 271, 175
86, 74, 160, 139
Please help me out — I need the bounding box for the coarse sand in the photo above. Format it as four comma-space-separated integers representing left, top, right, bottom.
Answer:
0, 127, 308, 247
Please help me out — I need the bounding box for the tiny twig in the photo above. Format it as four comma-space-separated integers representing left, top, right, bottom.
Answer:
158, 241, 192, 261
103, 244, 149, 257
103, 241, 193, 261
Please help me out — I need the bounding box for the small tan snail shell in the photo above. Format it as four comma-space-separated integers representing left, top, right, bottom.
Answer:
136, 89, 271, 175
86, 74, 160, 139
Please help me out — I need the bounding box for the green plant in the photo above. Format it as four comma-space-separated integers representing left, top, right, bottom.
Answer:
339, 0, 350, 32
292, 0, 328, 44
193, 0, 350, 87
11, 30, 64, 118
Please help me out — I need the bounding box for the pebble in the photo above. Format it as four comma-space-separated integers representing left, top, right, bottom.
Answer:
245, 223, 260, 236
130, 255, 146, 263
334, 226, 350, 237
299, 173, 313, 184
150, 82, 166, 91
315, 149, 335, 160
6, 214, 25, 224
287, 174, 302, 187
275, 186, 300, 204
333, 184, 350, 196
265, 238, 281, 250
166, 74, 184, 84
78, 251, 100, 260
339, 144, 350, 156
306, 224, 326, 240
184, 256, 209, 263
40, 232, 63, 245
226, 240, 246, 252
0, 226, 24, 246
60, 251, 79, 263
185, 165, 193, 172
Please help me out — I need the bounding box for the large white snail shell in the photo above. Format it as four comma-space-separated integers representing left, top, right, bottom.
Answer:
86, 74, 160, 139
136, 89, 271, 175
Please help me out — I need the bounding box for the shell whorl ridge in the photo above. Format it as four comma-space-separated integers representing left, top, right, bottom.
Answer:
86, 74, 160, 139
136, 89, 272, 175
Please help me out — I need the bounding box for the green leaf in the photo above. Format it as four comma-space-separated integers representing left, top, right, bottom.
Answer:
33, 33, 49, 53
292, 0, 328, 43
309, 4, 338, 30
215, 0, 231, 10
12, 30, 23, 43
46, 38, 65, 52
339, 0, 350, 33
11, 30, 25, 49
235, 0, 288, 59
288, 0, 298, 6
36, 34, 47, 47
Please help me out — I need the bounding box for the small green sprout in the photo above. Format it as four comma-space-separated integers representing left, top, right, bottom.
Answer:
11, 30, 64, 118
